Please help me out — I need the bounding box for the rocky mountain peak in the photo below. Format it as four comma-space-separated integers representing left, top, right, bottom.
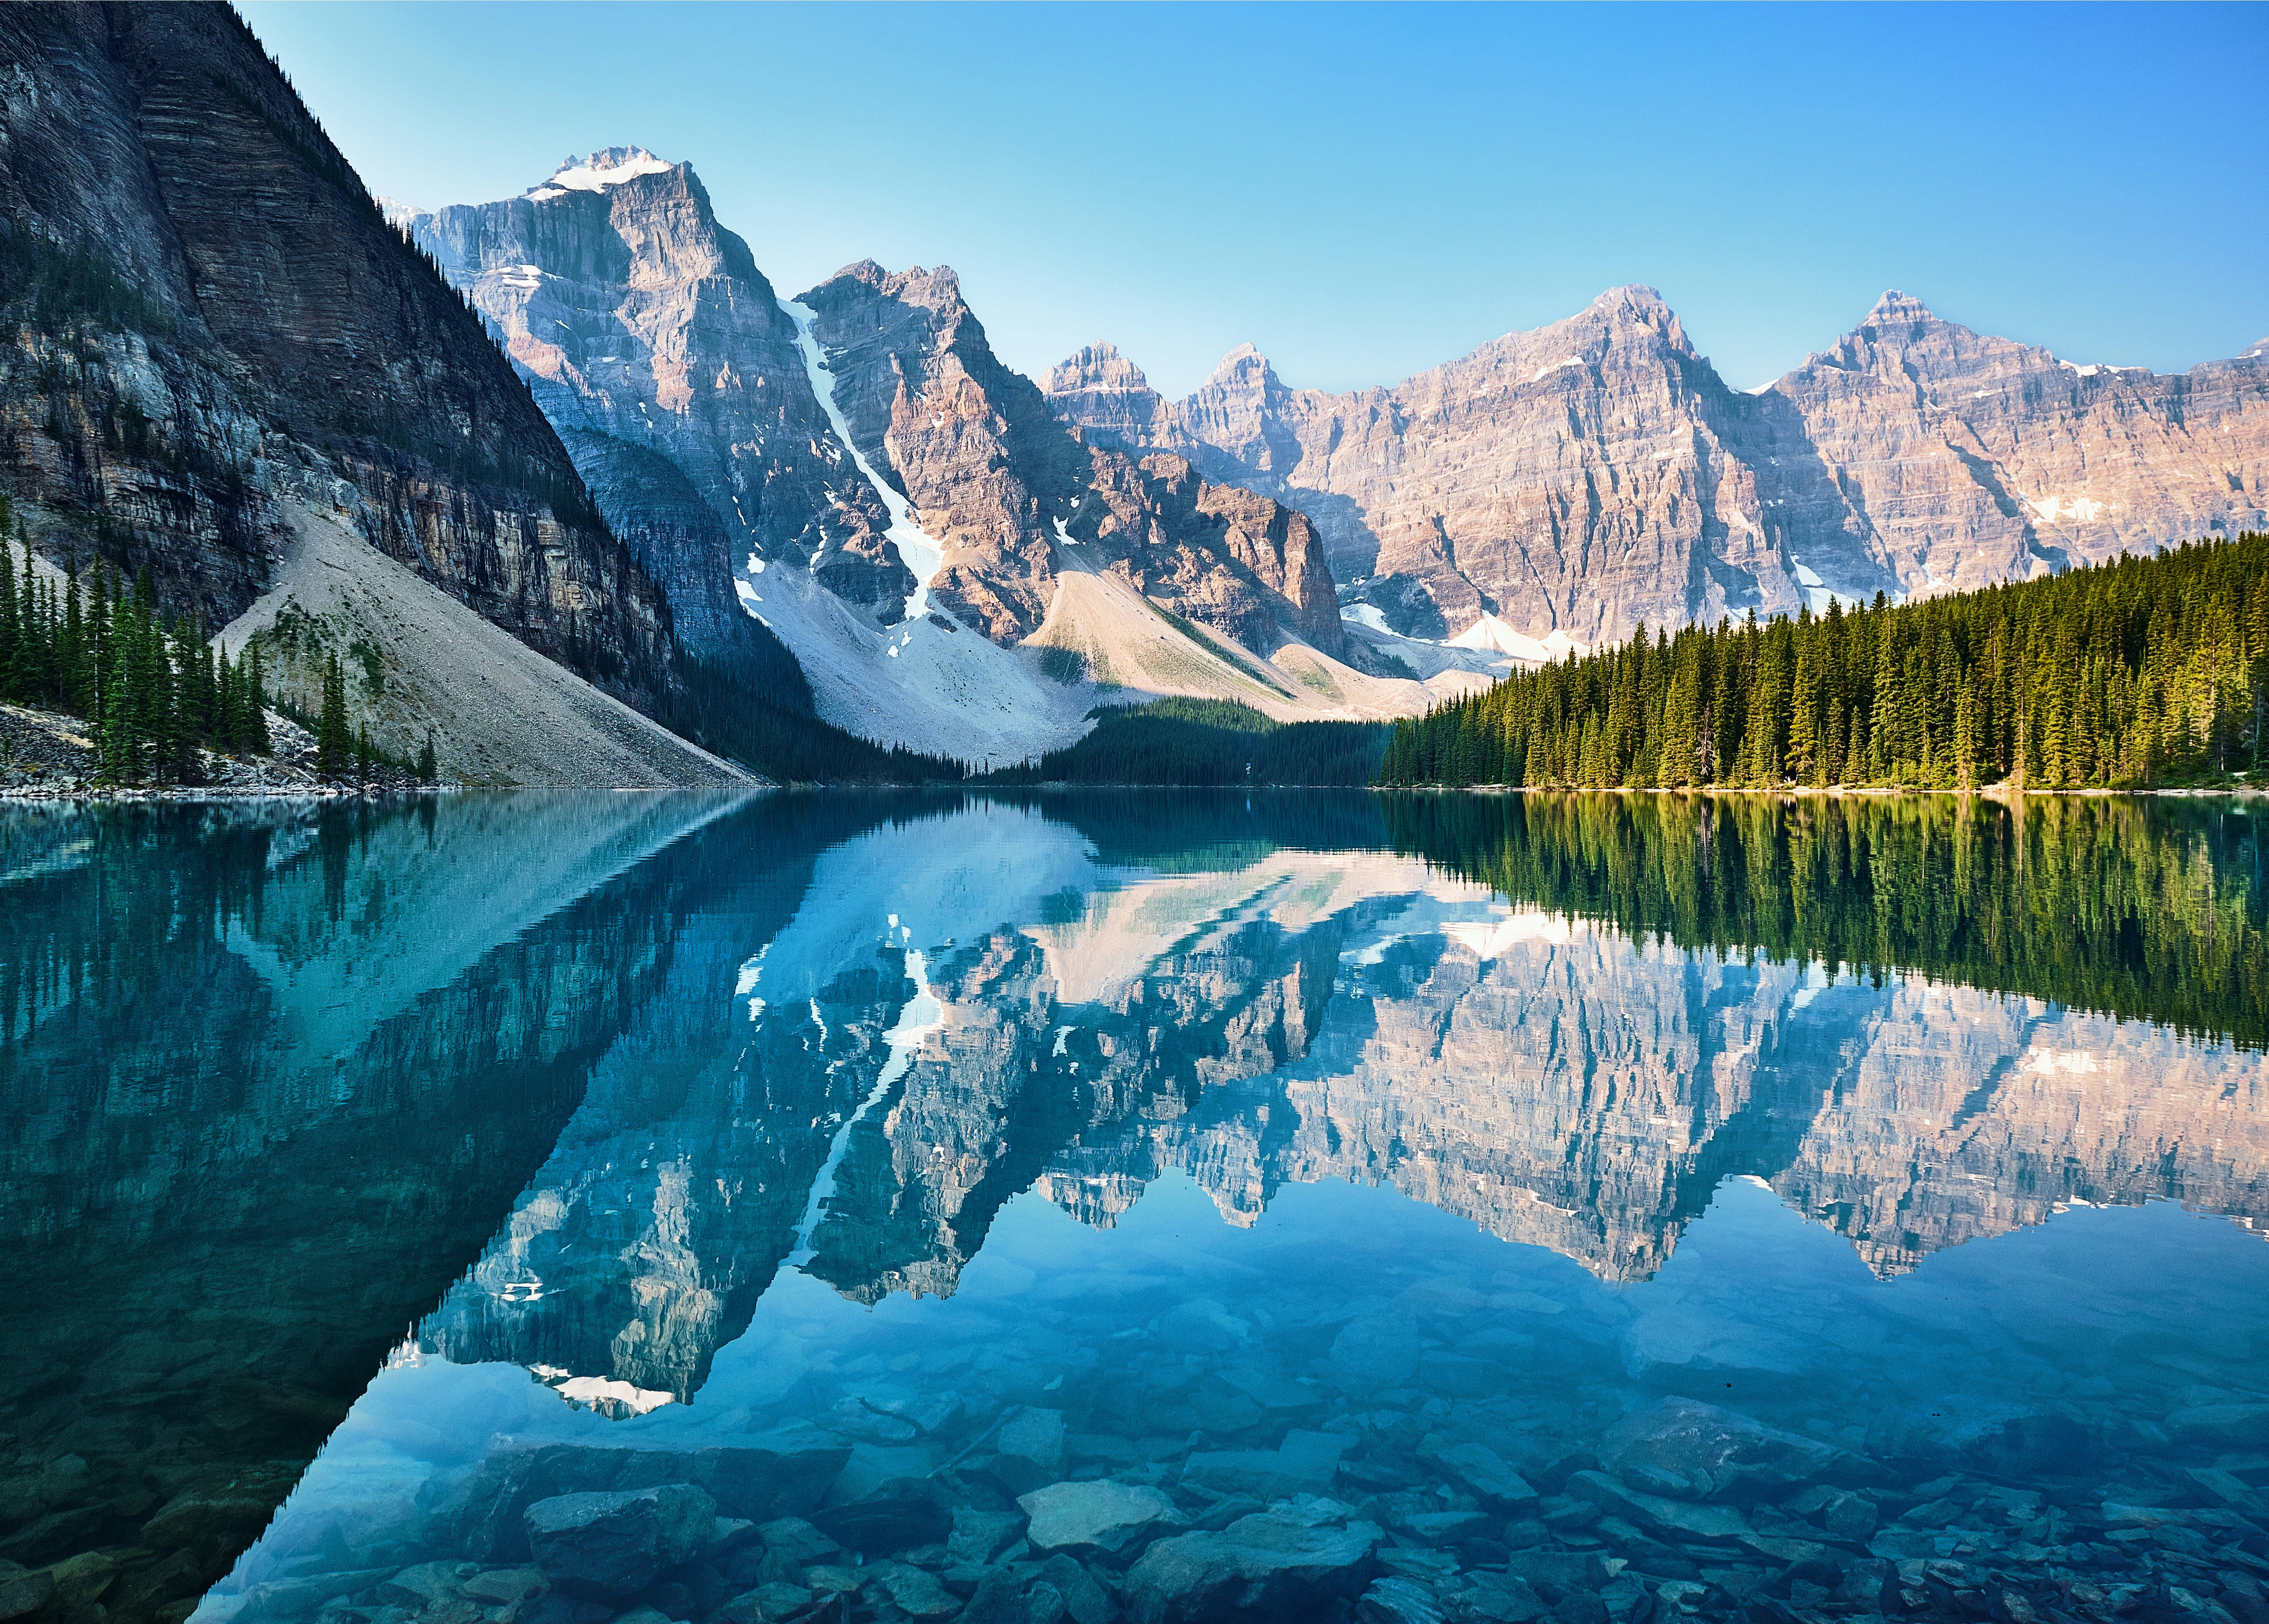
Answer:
1209, 342, 1278, 385
1044, 343, 1164, 446
525, 145, 675, 200
1046, 341, 1151, 395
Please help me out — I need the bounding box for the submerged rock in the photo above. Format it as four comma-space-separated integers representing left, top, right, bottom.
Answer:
1599, 1398, 1850, 1500
1018, 1480, 1182, 1554
523, 1483, 716, 1598
1122, 1511, 1381, 1622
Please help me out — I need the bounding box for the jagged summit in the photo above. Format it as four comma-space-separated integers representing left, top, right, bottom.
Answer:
525, 146, 674, 201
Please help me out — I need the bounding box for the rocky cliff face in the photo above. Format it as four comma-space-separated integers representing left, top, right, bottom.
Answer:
0, 6, 675, 712
797, 259, 1350, 659
1049, 290, 2269, 645
407, 168, 1369, 757
404, 154, 916, 648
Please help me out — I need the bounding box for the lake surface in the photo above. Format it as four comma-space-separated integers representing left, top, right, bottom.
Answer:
4, 791, 2266, 1624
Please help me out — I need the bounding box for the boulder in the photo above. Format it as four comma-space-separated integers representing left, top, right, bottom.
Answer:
811, 1476, 950, 1554
1429, 1441, 1538, 1510
1327, 1317, 1422, 1392
1019, 1480, 1182, 1555
1040, 1554, 1120, 1624
1569, 1471, 1754, 1543
950, 1506, 1029, 1566
1460, 1574, 1551, 1623
1181, 1430, 1350, 1500
1123, 1511, 1381, 1622
1359, 1576, 1448, 1624
1600, 1399, 1850, 1501
523, 1483, 717, 1598
998, 1408, 1070, 1475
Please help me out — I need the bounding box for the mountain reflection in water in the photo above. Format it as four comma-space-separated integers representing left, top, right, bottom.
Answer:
2, 791, 2264, 1624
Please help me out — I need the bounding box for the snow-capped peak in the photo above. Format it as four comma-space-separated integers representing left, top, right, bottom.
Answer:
525, 146, 674, 202
375, 195, 427, 230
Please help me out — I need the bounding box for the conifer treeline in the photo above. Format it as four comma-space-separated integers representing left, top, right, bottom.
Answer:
0, 514, 273, 784
1379, 534, 2269, 790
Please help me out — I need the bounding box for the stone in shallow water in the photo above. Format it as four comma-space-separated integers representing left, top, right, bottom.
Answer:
1460, 1574, 1551, 1623
1328, 1317, 1423, 1392
1429, 1440, 1539, 1509
1039, 1553, 1119, 1624
1600, 1399, 1849, 1501
523, 1483, 716, 1599
1018, 1480, 1182, 1554
812, 1475, 950, 1554
379, 1562, 476, 1607
997, 1407, 1070, 1475
1358, 1575, 1447, 1624
1180, 1430, 1351, 1500
459, 1567, 545, 1606
1121, 1511, 1381, 1623
1569, 1471, 1754, 1543
950, 1506, 1029, 1566
865, 1562, 959, 1617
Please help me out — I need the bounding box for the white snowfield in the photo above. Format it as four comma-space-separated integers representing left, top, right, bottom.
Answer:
523, 146, 674, 201
1444, 612, 1587, 666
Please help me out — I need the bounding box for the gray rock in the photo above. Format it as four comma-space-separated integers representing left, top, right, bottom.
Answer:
458, 1569, 545, 1606
1570, 1471, 1754, 1543
812, 1476, 950, 1554
523, 1483, 717, 1599
868, 1563, 959, 1617
1430, 1440, 1538, 1509
1503, 1552, 1610, 1600
1017, 1480, 1182, 1555
1181, 1430, 1351, 1500
1358, 1576, 1447, 1624
951, 1506, 1030, 1566
1461, 1574, 1551, 1623
378, 1562, 476, 1608
1327, 1316, 1423, 1392
1600, 1399, 1851, 1501
998, 1408, 1070, 1475
1040, 1554, 1120, 1624
2164, 1405, 2269, 1449
753, 1517, 841, 1566
1122, 1511, 1381, 1623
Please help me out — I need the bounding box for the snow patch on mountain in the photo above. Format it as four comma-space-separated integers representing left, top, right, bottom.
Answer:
1445, 613, 1586, 666
525, 146, 674, 202
738, 558, 1091, 769
781, 299, 943, 619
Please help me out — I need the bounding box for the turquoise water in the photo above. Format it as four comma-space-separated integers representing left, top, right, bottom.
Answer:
3, 792, 2265, 1624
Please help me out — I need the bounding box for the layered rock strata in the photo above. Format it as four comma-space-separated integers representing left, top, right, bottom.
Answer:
0, 6, 676, 714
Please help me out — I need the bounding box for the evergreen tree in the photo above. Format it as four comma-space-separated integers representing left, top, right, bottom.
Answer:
317, 652, 349, 777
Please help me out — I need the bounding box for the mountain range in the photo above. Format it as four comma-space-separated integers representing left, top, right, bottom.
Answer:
1048, 290, 2269, 653
3, 3, 2263, 781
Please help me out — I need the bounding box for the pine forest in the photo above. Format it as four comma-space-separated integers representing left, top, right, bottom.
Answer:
1378, 533, 2269, 792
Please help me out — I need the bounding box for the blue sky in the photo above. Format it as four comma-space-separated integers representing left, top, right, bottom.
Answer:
242, 2, 2266, 398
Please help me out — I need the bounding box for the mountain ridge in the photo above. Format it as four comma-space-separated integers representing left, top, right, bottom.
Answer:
1049, 286, 2269, 649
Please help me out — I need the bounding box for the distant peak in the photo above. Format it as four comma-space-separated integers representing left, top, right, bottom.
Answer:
374, 195, 425, 230
1865, 290, 1939, 324
2246, 335, 2269, 360
1046, 343, 1152, 396
1209, 343, 1275, 383
524, 146, 674, 201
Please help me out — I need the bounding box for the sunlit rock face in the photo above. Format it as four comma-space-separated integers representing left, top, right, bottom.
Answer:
801, 261, 1346, 656
1050, 290, 2269, 645
403, 155, 912, 647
